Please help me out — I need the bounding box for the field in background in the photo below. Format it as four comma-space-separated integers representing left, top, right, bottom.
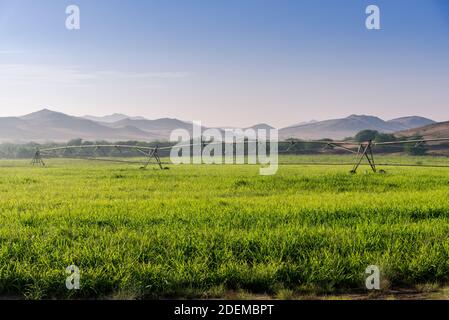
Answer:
1, 156, 449, 299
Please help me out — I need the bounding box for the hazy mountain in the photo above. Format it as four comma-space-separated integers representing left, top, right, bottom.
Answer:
245, 123, 275, 131
0, 109, 440, 143
216, 123, 276, 140
395, 121, 449, 139
279, 115, 436, 140
105, 118, 205, 141
0, 109, 211, 143
0, 109, 160, 142
387, 116, 435, 130
0, 117, 37, 141
289, 120, 318, 127
82, 113, 147, 123
109, 118, 192, 131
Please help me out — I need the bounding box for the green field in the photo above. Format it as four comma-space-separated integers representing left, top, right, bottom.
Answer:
1, 156, 449, 299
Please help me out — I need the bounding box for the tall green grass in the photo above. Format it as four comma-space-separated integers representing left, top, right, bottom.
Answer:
0, 157, 449, 299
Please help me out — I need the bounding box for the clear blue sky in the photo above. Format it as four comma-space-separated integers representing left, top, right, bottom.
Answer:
0, 0, 448, 127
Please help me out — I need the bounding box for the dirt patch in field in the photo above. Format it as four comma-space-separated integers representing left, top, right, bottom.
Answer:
221, 287, 449, 300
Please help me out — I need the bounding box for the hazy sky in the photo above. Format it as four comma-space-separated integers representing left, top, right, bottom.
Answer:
0, 0, 448, 127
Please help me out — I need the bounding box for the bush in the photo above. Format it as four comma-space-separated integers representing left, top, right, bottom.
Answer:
355, 130, 378, 142
404, 144, 427, 156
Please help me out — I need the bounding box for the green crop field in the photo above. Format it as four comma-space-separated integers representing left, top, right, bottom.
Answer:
1, 156, 449, 299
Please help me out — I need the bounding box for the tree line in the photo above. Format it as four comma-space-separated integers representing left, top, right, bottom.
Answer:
0, 132, 444, 159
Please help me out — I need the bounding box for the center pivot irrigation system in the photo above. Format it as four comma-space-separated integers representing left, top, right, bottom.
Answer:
31, 137, 449, 173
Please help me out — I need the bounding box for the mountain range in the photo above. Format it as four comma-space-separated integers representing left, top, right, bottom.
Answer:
279, 115, 436, 140
0, 109, 442, 143
82, 113, 147, 123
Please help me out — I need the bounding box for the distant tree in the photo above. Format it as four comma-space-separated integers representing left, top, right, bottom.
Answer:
403, 136, 427, 155
374, 133, 396, 143
355, 130, 378, 142
67, 138, 83, 146
404, 143, 427, 156
302, 141, 322, 153
16, 146, 34, 159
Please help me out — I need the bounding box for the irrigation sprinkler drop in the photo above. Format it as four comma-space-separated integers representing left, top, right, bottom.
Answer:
31, 149, 45, 166
350, 140, 377, 174
140, 146, 165, 170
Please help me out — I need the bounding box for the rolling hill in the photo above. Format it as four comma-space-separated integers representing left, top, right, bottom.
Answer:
0, 109, 160, 143
0, 109, 440, 143
106, 118, 194, 137
246, 123, 275, 131
82, 113, 147, 123
387, 116, 435, 130
0, 109, 207, 143
395, 121, 449, 139
279, 115, 435, 140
